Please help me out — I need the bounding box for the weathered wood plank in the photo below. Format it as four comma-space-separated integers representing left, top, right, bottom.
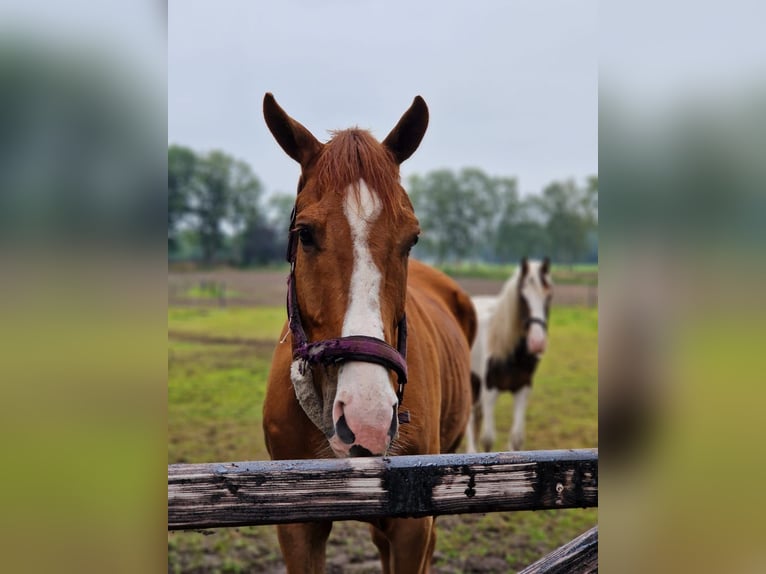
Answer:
518, 525, 598, 574
168, 449, 597, 530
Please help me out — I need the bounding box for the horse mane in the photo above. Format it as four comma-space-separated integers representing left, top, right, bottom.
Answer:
314, 129, 405, 214
486, 266, 525, 359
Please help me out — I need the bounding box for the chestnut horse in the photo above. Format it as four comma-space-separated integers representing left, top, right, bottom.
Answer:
262, 93, 477, 573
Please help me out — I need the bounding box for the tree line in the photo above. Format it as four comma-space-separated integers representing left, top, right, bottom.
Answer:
168, 145, 597, 267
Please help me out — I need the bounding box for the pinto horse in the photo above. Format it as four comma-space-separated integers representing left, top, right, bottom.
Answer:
465, 258, 552, 453
262, 93, 477, 574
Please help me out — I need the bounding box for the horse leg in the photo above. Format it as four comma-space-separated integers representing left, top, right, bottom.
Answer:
276, 521, 332, 573
509, 385, 531, 451
465, 373, 482, 453
479, 387, 499, 452
465, 403, 480, 453
370, 523, 392, 574
378, 516, 435, 573
472, 394, 483, 439
424, 518, 437, 573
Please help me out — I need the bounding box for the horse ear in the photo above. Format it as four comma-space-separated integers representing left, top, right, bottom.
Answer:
263, 93, 322, 169
383, 96, 429, 164
541, 257, 550, 275
520, 257, 529, 278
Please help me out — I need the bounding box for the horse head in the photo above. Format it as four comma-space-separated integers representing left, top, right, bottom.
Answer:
263, 93, 427, 457
518, 257, 553, 355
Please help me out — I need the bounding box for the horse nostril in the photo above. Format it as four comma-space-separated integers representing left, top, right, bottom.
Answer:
335, 414, 356, 445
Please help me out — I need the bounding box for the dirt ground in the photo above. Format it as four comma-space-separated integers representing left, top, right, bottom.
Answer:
168, 268, 597, 308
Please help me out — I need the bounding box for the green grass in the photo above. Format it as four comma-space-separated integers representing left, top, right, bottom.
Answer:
483, 305, 598, 451
168, 341, 273, 464
168, 304, 597, 572
168, 306, 285, 342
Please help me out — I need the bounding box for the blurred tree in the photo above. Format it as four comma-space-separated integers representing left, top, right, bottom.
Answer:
167, 145, 197, 253
538, 179, 588, 264
261, 192, 294, 262
583, 174, 598, 226
239, 216, 282, 266
583, 175, 598, 262
173, 228, 201, 261
191, 150, 264, 266
408, 168, 508, 263
266, 192, 295, 231
226, 158, 272, 265
192, 151, 232, 265
227, 157, 265, 238
408, 170, 463, 262
457, 168, 505, 252
495, 195, 551, 260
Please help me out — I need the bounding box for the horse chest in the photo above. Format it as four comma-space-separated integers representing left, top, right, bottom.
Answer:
485, 339, 540, 393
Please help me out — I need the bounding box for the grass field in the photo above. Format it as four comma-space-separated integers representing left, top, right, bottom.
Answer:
168, 304, 597, 573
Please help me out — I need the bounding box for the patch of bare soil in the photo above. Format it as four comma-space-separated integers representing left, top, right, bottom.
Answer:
169, 517, 542, 573
453, 277, 597, 307
168, 330, 276, 354
168, 269, 288, 307
169, 269, 597, 307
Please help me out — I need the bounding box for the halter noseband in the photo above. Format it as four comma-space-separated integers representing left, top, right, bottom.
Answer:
285, 206, 410, 424
524, 317, 548, 331
519, 288, 549, 333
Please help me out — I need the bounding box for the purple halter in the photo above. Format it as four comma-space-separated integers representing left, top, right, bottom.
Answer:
285, 206, 411, 424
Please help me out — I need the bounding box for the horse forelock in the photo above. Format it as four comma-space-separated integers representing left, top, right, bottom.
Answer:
313, 129, 407, 216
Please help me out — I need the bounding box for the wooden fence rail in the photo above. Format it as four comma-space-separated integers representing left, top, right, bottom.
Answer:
519, 525, 598, 574
168, 448, 597, 530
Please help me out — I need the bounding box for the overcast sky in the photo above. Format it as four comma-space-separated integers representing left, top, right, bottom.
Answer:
169, 1, 597, 198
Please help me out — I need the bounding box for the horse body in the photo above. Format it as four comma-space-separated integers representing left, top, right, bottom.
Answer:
405, 259, 477, 454
465, 258, 552, 453
262, 94, 475, 573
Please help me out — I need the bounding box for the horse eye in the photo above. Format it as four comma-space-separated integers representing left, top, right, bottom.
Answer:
297, 227, 315, 248
404, 235, 419, 257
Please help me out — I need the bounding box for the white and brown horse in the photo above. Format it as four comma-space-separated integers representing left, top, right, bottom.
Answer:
262, 93, 477, 573
465, 258, 552, 453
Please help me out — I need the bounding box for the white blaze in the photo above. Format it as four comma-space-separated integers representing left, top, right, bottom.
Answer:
341, 180, 384, 339
521, 272, 548, 355
332, 180, 397, 455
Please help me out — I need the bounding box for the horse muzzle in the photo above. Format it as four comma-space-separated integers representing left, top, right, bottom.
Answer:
330, 365, 399, 457
526, 319, 548, 355
329, 415, 397, 457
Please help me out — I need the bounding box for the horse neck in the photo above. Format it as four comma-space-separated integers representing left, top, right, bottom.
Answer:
487, 271, 524, 358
